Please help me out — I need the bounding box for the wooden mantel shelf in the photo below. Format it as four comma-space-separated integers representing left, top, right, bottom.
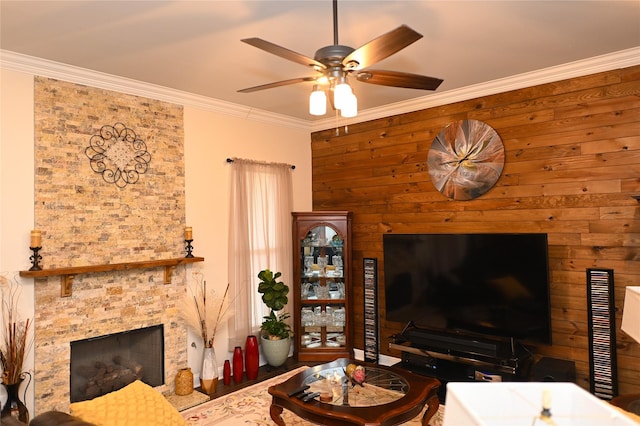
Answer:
20, 256, 204, 297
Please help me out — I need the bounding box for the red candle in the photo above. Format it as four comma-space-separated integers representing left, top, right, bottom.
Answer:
233, 346, 243, 384
245, 335, 259, 380
223, 360, 231, 385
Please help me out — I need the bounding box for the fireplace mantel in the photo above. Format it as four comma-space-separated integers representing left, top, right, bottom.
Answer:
20, 257, 204, 297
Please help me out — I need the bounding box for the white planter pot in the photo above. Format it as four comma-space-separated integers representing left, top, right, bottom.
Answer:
260, 335, 290, 367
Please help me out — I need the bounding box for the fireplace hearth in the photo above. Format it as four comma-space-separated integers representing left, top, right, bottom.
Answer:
70, 325, 164, 403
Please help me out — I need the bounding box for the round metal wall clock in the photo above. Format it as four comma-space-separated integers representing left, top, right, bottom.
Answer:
427, 119, 505, 201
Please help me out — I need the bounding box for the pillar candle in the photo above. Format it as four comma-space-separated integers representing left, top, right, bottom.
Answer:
223, 360, 231, 385
31, 230, 42, 247
185, 226, 193, 240
542, 388, 551, 409
245, 335, 259, 380
233, 346, 243, 384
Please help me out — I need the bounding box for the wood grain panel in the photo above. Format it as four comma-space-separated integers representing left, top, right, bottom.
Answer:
311, 65, 640, 395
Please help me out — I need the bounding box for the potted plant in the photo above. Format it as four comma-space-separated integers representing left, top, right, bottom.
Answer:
257, 269, 291, 367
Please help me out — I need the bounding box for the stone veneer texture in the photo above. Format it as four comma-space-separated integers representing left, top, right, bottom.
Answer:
33, 77, 188, 414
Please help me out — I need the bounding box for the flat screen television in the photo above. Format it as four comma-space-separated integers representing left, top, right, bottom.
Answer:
383, 233, 552, 345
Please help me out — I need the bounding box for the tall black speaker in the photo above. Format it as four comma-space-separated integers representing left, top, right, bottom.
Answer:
363, 258, 378, 363
586, 268, 618, 400
532, 357, 576, 382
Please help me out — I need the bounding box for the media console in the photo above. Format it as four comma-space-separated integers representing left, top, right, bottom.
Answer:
390, 323, 534, 401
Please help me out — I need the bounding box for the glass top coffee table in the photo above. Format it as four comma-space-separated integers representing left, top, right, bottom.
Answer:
268, 358, 440, 425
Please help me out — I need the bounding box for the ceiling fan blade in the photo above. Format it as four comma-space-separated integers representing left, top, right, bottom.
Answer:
354, 70, 443, 90
241, 38, 326, 70
342, 25, 423, 70
238, 77, 318, 93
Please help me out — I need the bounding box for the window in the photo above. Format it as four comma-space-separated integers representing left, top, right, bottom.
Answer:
227, 159, 293, 349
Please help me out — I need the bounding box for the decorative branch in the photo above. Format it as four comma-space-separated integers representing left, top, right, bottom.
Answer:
181, 273, 231, 348
1, 275, 33, 384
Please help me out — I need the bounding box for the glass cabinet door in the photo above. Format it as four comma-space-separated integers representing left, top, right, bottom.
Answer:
292, 212, 351, 361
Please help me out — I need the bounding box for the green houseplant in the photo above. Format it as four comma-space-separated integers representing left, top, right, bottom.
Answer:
257, 269, 291, 366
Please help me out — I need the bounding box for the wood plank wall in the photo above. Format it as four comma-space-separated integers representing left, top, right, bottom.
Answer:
310, 65, 640, 394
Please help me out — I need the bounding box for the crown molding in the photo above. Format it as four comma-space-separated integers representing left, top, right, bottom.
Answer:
2, 47, 639, 133
311, 46, 640, 132
0, 50, 311, 130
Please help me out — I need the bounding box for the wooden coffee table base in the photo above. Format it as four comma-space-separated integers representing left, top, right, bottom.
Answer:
268, 358, 440, 426
270, 403, 286, 425
270, 394, 439, 426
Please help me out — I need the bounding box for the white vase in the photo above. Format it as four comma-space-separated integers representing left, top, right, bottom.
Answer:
200, 347, 218, 394
0, 383, 6, 411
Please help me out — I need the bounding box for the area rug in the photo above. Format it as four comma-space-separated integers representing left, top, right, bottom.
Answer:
181, 366, 444, 425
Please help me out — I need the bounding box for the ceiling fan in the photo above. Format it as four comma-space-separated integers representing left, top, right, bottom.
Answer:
238, 0, 443, 117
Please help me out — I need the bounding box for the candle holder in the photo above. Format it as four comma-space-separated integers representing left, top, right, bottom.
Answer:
29, 246, 43, 271
185, 239, 194, 258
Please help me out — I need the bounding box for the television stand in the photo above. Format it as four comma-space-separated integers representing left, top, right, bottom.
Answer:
389, 323, 533, 401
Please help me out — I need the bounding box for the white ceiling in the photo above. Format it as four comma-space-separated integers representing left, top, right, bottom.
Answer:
1, 1, 639, 124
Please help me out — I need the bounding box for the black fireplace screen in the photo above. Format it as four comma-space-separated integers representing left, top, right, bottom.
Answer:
70, 324, 165, 403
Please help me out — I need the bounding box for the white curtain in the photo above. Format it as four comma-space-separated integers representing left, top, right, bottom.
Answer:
227, 158, 293, 350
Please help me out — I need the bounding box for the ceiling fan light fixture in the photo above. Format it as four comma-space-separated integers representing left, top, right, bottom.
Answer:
309, 85, 327, 116
340, 92, 358, 118
238, 1, 443, 120
333, 79, 352, 110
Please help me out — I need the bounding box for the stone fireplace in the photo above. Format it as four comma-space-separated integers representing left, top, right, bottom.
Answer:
70, 324, 164, 403
33, 269, 188, 413
32, 77, 188, 414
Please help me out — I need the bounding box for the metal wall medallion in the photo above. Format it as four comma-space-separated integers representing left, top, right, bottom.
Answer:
85, 123, 151, 188
427, 119, 504, 200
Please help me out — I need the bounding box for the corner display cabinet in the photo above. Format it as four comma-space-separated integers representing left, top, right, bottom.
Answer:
292, 211, 352, 361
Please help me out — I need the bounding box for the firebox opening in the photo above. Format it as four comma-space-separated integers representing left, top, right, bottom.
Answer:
70, 324, 165, 403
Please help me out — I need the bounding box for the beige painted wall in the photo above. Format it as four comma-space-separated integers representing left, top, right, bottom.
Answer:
183, 106, 312, 371
0, 68, 36, 414
0, 68, 313, 413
